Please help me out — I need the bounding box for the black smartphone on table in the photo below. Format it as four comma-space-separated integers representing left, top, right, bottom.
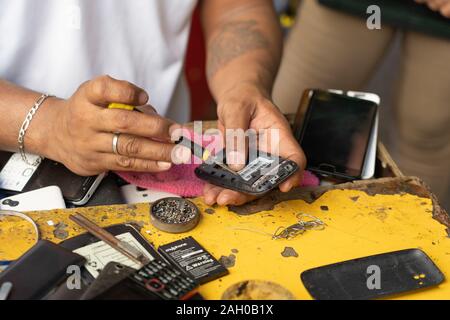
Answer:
0, 151, 105, 205
294, 89, 378, 180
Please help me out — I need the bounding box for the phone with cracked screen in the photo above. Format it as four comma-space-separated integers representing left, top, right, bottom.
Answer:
0, 151, 105, 205
194, 150, 298, 196
294, 89, 378, 180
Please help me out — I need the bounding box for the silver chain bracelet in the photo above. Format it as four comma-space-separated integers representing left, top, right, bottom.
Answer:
18, 93, 54, 166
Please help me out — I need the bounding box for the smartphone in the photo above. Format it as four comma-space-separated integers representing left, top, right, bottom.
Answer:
0, 186, 66, 211
346, 91, 380, 180
294, 89, 378, 180
0, 152, 105, 205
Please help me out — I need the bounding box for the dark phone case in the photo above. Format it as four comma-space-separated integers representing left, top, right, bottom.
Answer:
80, 262, 136, 300
0, 240, 86, 300
301, 249, 445, 300
295, 89, 377, 180
0, 151, 98, 203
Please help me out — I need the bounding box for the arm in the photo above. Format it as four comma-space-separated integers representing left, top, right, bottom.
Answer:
201, 0, 281, 102
200, 0, 306, 206
0, 80, 59, 156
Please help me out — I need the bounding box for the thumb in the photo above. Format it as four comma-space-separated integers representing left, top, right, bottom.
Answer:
218, 104, 254, 171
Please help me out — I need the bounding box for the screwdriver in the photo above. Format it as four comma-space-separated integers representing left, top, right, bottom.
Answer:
107, 103, 238, 174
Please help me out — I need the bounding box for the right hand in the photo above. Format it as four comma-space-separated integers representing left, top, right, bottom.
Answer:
46, 75, 186, 176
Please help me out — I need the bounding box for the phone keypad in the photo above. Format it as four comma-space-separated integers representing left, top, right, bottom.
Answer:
130, 259, 197, 300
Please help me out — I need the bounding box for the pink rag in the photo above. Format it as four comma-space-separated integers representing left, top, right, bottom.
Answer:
116, 130, 319, 197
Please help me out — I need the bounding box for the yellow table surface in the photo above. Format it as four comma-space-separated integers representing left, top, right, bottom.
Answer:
1, 188, 449, 300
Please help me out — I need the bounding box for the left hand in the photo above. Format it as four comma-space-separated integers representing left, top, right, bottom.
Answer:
203, 84, 307, 206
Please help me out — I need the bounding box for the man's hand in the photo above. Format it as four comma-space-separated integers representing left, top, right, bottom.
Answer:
203, 84, 306, 206
47, 75, 184, 176
415, 0, 450, 17
201, 0, 301, 206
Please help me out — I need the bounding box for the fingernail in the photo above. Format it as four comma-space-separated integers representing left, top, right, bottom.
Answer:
139, 91, 149, 105
218, 195, 230, 206
157, 161, 172, 170
172, 145, 191, 164
204, 196, 214, 206
227, 151, 245, 171
283, 181, 292, 192
169, 124, 183, 141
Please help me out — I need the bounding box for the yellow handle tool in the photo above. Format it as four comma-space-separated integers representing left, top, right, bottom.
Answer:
108, 103, 135, 111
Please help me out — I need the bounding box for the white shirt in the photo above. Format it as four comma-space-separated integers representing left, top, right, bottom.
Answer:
0, 0, 197, 122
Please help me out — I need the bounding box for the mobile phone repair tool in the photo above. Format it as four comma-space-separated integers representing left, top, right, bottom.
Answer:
175, 136, 237, 175
109, 103, 238, 174
69, 213, 149, 265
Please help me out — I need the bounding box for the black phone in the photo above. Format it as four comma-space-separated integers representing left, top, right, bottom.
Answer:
294, 89, 378, 180
80, 262, 136, 300
195, 150, 298, 195
301, 249, 445, 300
0, 151, 105, 205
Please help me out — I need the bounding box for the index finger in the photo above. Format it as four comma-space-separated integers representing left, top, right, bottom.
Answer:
83, 75, 149, 107
98, 108, 180, 141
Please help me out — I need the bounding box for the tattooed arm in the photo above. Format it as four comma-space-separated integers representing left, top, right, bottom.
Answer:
200, 0, 306, 206
201, 0, 281, 101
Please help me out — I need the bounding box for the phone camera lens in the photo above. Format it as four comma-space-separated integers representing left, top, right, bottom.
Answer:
2, 199, 19, 207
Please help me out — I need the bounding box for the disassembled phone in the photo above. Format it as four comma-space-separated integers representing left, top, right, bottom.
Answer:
294, 89, 378, 180
195, 150, 298, 196
0, 151, 105, 205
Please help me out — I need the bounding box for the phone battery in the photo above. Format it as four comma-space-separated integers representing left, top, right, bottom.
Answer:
158, 237, 228, 284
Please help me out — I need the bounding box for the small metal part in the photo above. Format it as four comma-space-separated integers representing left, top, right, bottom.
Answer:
150, 197, 200, 233
272, 214, 325, 240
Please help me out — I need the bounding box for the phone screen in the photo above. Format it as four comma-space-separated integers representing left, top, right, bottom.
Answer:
298, 90, 377, 179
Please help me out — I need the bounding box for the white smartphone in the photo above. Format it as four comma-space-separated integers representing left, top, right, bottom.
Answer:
346, 91, 380, 180
120, 184, 180, 204
0, 186, 66, 211
326, 90, 380, 180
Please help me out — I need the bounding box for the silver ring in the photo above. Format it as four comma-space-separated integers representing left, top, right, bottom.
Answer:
112, 133, 121, 155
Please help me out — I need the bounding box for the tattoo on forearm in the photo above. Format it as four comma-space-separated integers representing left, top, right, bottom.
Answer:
207, 20, 270, 79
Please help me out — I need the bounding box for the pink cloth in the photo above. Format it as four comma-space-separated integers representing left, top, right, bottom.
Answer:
117, 167, 319, 197
116, 129, 320, 197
